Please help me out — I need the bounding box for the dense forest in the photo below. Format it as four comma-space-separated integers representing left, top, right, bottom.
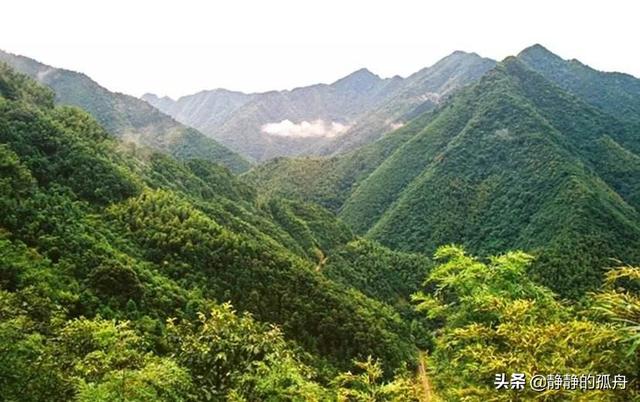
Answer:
248, 52, 640, 300
1, 44, 639, 401
0, 63, 430, 400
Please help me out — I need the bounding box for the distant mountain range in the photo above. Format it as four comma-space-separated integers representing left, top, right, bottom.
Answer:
0, 47, 498, 165
0, 49, 250, 172
246, 45, 640, 298
144, 51, 496, 161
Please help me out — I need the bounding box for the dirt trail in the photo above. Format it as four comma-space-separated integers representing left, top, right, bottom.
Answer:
314, 248, 328, 272
417, 351, 433, 401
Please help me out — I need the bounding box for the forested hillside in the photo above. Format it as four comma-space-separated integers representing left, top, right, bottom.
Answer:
249, 51, 640, 299
518, 44, 640, 124
0, 63, 432, 400
243, 107, 438, 213
0, 49, 250, 173
350, 58, 640, 297
318, 51, 496, 156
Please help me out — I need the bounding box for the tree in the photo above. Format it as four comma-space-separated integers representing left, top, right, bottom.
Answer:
166, 303, 325, 401
591, 265, 640, 357
333, 356, 418, 402
412, 245, 638, 401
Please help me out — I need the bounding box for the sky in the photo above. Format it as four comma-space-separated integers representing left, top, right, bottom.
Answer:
1, 0, 638, 98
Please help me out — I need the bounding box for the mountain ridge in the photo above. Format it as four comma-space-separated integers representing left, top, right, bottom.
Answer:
0, 49, 251, 172
246, 47, 640, 298
145, 51, 496, 161
518, 43, 640, 124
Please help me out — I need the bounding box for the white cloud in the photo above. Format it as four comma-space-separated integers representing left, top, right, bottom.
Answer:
261, 119, 350, 138
388, 121, 404, 131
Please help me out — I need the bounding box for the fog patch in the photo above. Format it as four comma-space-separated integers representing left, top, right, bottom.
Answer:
261, 119, 350, 138
37, 67, 55, 81
385, 119, 404, 131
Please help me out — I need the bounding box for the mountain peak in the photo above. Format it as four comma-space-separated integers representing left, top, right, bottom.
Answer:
517, 44, 563, 62
448, 50, 474, 58
142, 93, 173, 102
498, 56, 537, 79
439, 50, 484, 62
418, 50, 494, 76
501, 55, 525, 67
331, 68, 381, 91
350, 67, 377, 78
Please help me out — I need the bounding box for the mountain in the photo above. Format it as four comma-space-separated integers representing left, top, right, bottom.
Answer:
3, 49, 640, 401
0, 62, 438, 399
518, 44, 640, 124
142, 89, 255, 130
318, 50, 497, 155
145, 52, 495, 161
145, 67, 403, 161
247, 50, 640, 299
0, 49, 250, 173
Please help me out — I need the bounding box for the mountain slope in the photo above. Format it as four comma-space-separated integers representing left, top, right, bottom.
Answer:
248, 51, 640, 298
342, 58, 640, 297
147, 52, 495, 161
142, 89, 255, 130
147, 68, 403, 161
319, 51, 496, 155
0, 49, 250, 173
243, 106, 440, 213
518, 44, 640, 124
0, 62, 430, 390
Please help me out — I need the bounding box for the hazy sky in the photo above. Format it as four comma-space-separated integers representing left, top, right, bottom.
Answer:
2, 0, 638, 98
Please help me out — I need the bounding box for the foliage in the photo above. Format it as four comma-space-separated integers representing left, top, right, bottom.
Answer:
3, 48, 640, 402
324, 239, 430, 305
166, 304, 326, 401
341, 58, 640, 298
591, 265, 640, 356
518, 43, 640, 125
414, 246, 639, 401
333, 356, 419, 402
